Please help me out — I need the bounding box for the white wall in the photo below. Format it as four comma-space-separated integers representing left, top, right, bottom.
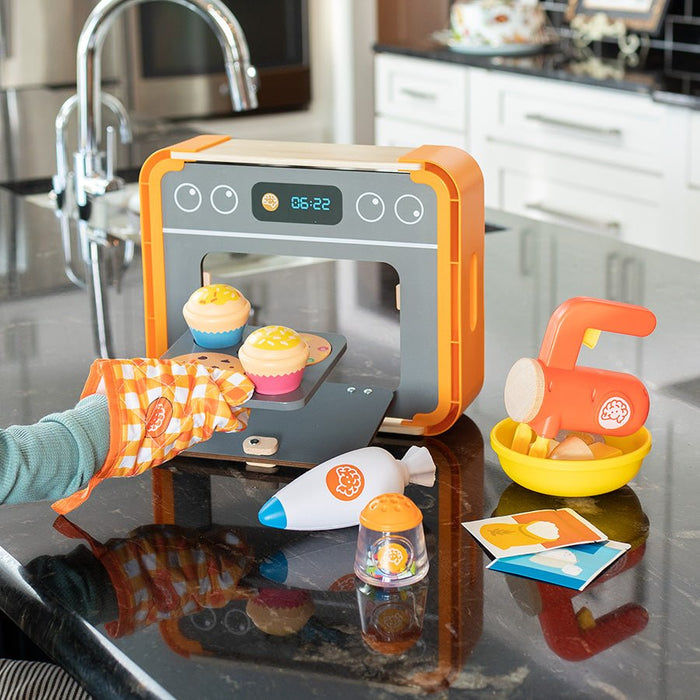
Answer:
325, 0, 377, 144
186, 0, 378, 145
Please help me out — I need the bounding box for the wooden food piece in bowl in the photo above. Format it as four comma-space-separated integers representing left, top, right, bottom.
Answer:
511, 422, 533, 454
549, 435, 595, 461
589, 442, 623, 459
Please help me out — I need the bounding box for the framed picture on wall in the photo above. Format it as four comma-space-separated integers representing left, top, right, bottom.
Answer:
566, 0, 671, 34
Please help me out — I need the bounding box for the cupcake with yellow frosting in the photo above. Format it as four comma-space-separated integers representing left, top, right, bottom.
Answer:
238, 325, 310, 395
182, 284, 251, 349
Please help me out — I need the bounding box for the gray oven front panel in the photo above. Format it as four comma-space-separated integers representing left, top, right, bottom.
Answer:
159, 162, 439, 420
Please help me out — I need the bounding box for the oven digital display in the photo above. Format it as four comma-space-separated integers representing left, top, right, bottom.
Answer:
252, 182, 342, 225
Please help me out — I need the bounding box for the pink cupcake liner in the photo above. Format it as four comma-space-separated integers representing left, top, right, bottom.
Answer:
248, 368, 305, 395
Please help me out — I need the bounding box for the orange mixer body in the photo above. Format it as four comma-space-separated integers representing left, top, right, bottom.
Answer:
505, 297, 657, 440
527, 364, 650, 439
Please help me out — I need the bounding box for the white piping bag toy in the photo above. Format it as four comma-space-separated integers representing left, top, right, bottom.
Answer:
257, 446, 436, 530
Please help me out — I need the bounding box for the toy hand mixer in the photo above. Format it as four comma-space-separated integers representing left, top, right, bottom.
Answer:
492, 297, 657, 497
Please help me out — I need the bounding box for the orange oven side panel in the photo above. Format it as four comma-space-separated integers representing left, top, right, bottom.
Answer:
399, 146, 484, 436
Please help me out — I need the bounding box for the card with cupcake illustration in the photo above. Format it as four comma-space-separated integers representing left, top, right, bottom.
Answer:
462, 508, 607, 559
486, 540, 631, 591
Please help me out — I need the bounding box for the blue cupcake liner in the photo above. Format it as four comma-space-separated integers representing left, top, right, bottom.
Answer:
189, 325, 245, 349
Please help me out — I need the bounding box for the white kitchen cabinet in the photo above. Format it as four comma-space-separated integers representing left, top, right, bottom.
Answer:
468, 68, 676, 253
470, 69, 668, 174
497, 148, 664, 249
470, 68, 700, 260
374, 53, 698, 260
374, 53, 469, 147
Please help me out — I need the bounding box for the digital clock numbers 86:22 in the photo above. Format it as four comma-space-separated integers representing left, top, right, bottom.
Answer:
290, 195, 331, 211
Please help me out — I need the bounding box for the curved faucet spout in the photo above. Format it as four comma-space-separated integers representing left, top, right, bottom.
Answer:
77, 0, 258, 166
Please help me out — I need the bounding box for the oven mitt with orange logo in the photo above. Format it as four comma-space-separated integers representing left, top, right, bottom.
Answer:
53, 516, 256, 638
51, 358, 254, 514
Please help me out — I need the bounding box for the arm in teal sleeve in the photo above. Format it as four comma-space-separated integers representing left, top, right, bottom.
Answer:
0, 394, 110, 505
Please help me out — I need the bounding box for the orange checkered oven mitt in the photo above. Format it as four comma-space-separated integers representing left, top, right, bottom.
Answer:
52, 358, 254, 514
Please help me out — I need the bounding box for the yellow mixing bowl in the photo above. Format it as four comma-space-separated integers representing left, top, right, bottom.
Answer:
490, 418, 651, 497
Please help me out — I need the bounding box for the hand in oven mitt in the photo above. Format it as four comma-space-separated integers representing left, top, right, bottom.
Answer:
52, 358, 254, 514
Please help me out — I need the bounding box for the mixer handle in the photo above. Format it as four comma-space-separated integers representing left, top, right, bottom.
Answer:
538, 297, 657, 370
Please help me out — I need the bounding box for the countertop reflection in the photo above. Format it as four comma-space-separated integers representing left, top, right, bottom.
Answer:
0, 191, 699, 697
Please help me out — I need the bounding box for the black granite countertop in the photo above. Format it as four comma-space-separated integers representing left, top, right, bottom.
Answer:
0, 180, 699, 698
374, 40, 700, 110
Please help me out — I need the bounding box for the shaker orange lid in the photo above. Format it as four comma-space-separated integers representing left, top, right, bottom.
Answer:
359, 493, 423, 532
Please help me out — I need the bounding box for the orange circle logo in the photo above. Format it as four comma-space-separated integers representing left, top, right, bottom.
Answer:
376, 542, 409, 575
144, 397, 173, 437
598, 396, 631, 430
326, 464, 365, 501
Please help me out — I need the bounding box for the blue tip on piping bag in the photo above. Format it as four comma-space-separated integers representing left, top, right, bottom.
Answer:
256, 446, 436, 531
258, 496, 288, 529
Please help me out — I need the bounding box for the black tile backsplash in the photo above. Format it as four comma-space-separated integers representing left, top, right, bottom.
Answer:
541, 0, 699, 94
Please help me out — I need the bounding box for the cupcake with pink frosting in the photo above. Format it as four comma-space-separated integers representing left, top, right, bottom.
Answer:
238, 325, 309, 395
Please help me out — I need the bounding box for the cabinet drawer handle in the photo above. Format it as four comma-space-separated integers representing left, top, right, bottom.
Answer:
398, 87, 437, 102
526, 202, 621, 234
525, 113, 622, 139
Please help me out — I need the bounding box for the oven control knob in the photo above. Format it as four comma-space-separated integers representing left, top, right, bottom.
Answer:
174, 183, 202, 213
394, 194, 424, 225
210, 185, 239, 214
355, 192, 385, 223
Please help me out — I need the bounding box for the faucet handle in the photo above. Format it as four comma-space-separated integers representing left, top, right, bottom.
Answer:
99, 125, 125, 194
105, 125, 116, 181
247, 64, 259, 91
101, 93, 133, 145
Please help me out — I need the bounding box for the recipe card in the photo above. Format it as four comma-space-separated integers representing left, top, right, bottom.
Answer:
487, 540, 631, 591
462, 508, 608, 559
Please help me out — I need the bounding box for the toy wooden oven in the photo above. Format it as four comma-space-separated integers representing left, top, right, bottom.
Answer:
140, 135, 484, 468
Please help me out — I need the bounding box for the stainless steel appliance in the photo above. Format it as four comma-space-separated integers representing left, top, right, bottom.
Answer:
124, 0, 310, 120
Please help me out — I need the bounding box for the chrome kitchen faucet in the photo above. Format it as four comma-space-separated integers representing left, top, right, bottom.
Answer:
52, 0, 258, 358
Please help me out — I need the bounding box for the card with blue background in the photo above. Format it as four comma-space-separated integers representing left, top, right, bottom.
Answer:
487, 540, 631, 590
